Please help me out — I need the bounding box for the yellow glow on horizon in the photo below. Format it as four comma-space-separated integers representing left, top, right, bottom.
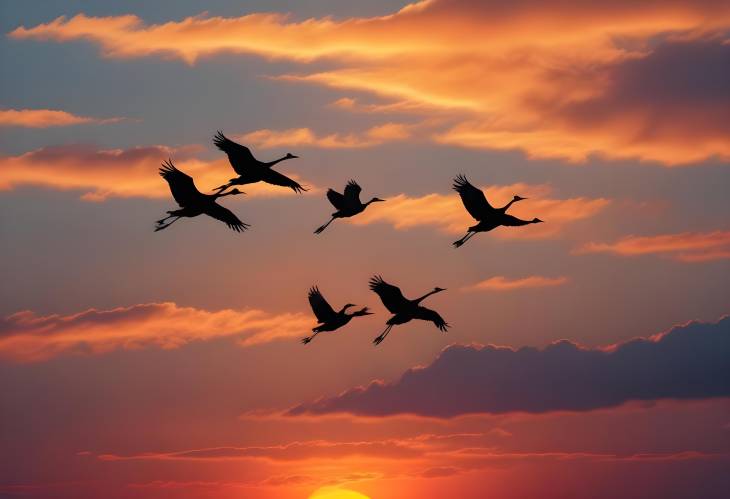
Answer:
308, 487, 371, 499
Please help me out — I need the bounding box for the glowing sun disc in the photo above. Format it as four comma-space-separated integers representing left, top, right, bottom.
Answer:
308, 487, 371, 499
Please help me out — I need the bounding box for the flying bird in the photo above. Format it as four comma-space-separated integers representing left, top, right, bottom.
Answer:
368, 275, 448, 345
212, 131, 306, 194
314, 180, 385, 234
302, 286, 372, 344
452, 174, 542, 248
155, 159, 249, 232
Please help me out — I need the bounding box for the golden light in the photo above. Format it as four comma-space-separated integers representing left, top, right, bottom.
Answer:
308, 487, 371, 499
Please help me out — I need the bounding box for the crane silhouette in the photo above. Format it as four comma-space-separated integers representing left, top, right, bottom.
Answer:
212, 131, 306, 194
369, 275, 449, 345
155, 159, 249, 232
452, 174, 542, 248
314, 180, 385, 234
302, 286, 372, 344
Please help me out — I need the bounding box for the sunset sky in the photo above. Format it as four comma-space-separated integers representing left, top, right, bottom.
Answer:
1, 1, 729, 498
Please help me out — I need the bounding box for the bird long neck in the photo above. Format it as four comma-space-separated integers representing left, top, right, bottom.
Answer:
350, 307, 370, 317
414, 290, 439, 304
500, 199, 517, 212
264, 156, 290, 167
365, 198, 378, 207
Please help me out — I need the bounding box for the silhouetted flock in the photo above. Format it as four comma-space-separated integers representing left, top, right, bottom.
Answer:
157, 132, 544, 345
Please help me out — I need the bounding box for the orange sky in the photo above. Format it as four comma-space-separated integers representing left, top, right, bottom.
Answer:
1, 1, 729, 498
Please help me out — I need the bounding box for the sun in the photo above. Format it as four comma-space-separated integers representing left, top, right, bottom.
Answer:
308, 487, 371, 499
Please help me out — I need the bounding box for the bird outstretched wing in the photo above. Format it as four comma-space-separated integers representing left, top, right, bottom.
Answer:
326, 189, 346, 210
414, 306, 449, 332
343, 180, 362, 204
213, 131, 258, 175
369, 275, 409, 314
260, 168, 308, 193
453, 174, 494, 221
308, 286, 337, 323
159, 159, 201, 207
205, 203, 250, 232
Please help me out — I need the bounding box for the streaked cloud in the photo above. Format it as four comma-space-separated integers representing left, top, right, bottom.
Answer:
10, 1, 730, 164
287, 316, 730, 417
241, 123, 411, 149
351, 183, 609, 238
463, 276, 568, 292
98, 439, 421, 462
0, 108, 123, 128
0, 144, 310, 201
0, 302, 310, 362
91, 430, 728, 483
329, 97, 439, 115
578, 230, 730, 262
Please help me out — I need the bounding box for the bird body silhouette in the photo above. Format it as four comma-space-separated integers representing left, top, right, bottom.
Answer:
452, 175, 542, 247
155, 160, 249, 232
369, 275, 448, 345
315, 180, 385, 234
213, 131, 306, 193
302, 286, 372, 344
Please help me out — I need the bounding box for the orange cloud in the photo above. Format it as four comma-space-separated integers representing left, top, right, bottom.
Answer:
463, 276, 568, 292
351, 183, 609, 238
93, 431, 513, 470
577, 230, 730, 262
98, 439, 421, 462
329, 97, 439, 115
0, 302, 310, 362
240, 123, 411, 149
0, 108, 123, 127
11, 1, 730, 164
0, 144, 310, 201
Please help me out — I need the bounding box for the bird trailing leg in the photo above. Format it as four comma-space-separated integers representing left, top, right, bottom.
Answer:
453, 231, 475, 248
155, 211, 176, 225
314, 217, 335, 234
154, 216, 181, 232
373, 324, 394, 346
301, 332, 320, 344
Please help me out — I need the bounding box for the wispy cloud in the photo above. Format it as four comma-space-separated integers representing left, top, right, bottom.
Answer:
0, 302, 310, 362
240, 123, 412, 149
0, 108, 124, 128
351, 183, 609, 238
577, 230, 730, 262
0, 144, 310, 201
11, 1, 730, 164
99, 439, 421, 462
463, 276, 568, 292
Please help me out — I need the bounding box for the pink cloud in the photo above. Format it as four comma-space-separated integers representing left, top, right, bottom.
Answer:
463, 276, 568, 292
577, 230, 730, 262
0, 302, 310, 362
0, 108, 123, 127
0, 144, 310, 200
351, 183, 609, 239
